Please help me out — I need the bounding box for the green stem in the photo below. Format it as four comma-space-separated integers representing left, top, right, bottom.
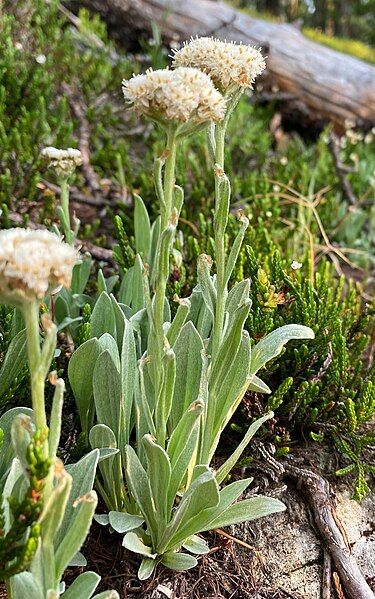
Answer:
211, 123, 228, 361
23, 301, 46, 433
60, 177, 72, 245
152, 129, 178, 371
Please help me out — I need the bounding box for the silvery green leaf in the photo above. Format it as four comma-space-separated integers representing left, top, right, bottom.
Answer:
57, 449, 99, 547
110, 294, 126, 351
68, 338, 102, 436
197, 254, 216, 316
90, 292, 117, 340
49, 378, 65, 461
39, 467, 72, 547
2, 458, 24, 529
0, 407, 32, 479
173, 184, 184, 215
200, 496, 285, 531
108, 511, 144, 533
161, 552, 197, 571
224, 214, 249, 285
61, 571, 99, 599
54, 293, 70, 323
213, 171, 230, 236
149, 216, 161, 276
131, 255, 146, 314
120, 318, 137, 445
170, 322, 204, 429
209, 330, 251, 452
248, 375, 271, 394
98, 447, 119, 462
105, 275, 119, 295
118, 267, 133, 307
182, 535, 209, 555
209, 300, 251, 399
154, 349, 176, 446
170, 478, 252, 546
0, 328, 27, 399
9, 572, 43, 599
55, 491, 98, 582
143, 435, 172, 523
93, 350, 121, 441
189, 287, 212, 339
56, 316, 82, 332
215, 412, 274, 484
162, 469, 219, 551
122, 531, 157, 558
138, 557, 157, 581
226, 279, 251, 326
93, 591, 120, 599
71, 254, 92, 295
68, 551, 87, 567
94, 514, 110, 526
166, 299, 190, 346
124, 445, 158, 534
11, 413, 33, 473
250, 324, 315, 375
97, 269, 107, 294
98, 333, 120, 371
134, 194, 151, 258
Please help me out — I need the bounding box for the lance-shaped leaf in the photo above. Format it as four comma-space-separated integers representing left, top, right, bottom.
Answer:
138, 556, 157, 581
143, 434, 172, 524
55, 491, 98, 582
166, 400, 204, 512
215, 412, 274, 484
182, 535, 209, 555
248, 375, 271, 394
168, 478, 253, 547
0, 328, 27, 399
197, 254, 216, 317
161, 552, 197, 571
124, 445, 158, 536
213, 170, 230, 237
166, 299, 190, 346
170, 322, 204, 429
154, 349, 176, 446
200, 496, 285, 531
89, 424, 118, 507
134, 194, 151, 258
90, 292, 116, 340
122, 531, 157, 558
9, 572, 43, 599
120, 318, 137, 445
226, 279, 251, 323
61, 571, 100, 599
93, 350, 122, 442
224, 213, 249, 285
250, 324, 315, 375
56, 449, 99, 548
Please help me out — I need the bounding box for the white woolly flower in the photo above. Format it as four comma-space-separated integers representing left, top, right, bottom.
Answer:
0, 229, 77, 305
40, 147, 82, 178
171, 37, 266, 92
122, 67, 226, 124
291, 260, 302, 270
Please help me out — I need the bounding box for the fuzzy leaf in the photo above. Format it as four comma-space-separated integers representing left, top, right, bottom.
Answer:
161, 552, 197, 571
0, 329, 27, 399
108, 511, 144, 533
61, 571, 100, 599
250, 324, 315, 375
90, 292, 117, 340
122, 531, 157, 558
134, 194, 151, 258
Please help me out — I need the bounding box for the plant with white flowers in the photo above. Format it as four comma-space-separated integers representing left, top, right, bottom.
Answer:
0, 229, 118, 599
69, 39, 314, 579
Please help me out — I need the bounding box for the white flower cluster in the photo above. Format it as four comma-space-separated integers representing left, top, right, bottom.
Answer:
122, 67, 226, 124
0, 229, 77, 305
172, 37, 266, 92
40, 147, 82, 178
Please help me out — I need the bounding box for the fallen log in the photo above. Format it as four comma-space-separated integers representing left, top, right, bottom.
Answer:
63, 0, 375, 128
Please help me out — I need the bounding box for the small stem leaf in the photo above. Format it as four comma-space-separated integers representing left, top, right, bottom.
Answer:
90, 292, 117, 340
142, 434, 172, 524
134, 194, 151, 258
197, 254, 216, 317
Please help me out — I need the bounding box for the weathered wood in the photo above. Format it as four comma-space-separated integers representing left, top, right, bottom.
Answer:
63, 0, 375, 127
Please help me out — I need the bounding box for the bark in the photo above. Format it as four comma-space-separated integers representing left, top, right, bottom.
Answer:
63, 0, 375, 127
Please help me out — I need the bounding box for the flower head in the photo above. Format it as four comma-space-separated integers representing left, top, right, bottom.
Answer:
40, 147, 82, 178
171, 37, 266, 92
0, 229, 77, 305
122, 67, 226, 125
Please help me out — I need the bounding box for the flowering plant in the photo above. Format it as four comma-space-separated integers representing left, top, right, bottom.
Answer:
69, 39, 314, 579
